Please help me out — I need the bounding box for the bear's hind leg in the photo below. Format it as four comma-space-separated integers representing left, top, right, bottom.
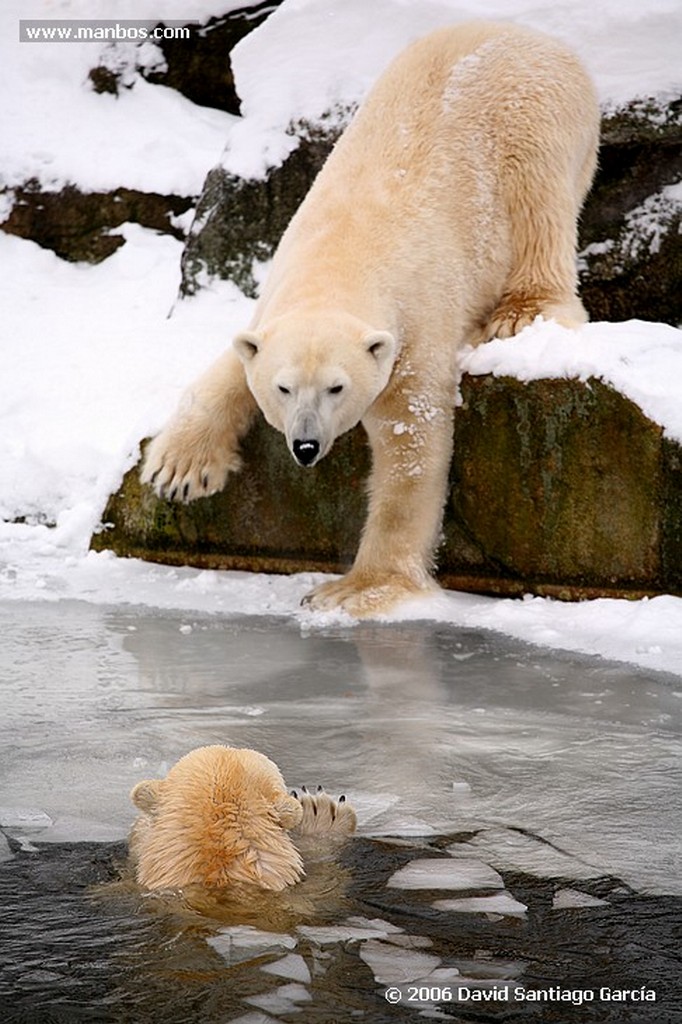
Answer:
475, 152, 595, 343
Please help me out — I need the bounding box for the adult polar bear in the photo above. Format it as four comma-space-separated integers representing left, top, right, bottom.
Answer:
143, 22, 599, 617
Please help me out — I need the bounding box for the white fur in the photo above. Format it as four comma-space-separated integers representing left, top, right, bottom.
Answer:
142, 21, 599, 616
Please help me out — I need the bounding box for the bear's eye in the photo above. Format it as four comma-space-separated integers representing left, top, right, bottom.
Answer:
328, 384, 344, 395
278, 385, 291, 395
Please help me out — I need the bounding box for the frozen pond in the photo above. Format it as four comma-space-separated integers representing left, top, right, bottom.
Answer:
1, 601, 681, 1021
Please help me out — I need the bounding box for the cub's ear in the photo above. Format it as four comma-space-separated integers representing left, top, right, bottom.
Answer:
234, 331, 263, 363
273, 793, 304, 831
363, 330, 396, 371
130, 779, 164, 814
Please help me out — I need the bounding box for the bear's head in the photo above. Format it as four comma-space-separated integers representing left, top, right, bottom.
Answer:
234, 310, 397, 467
129, 745, 304, 892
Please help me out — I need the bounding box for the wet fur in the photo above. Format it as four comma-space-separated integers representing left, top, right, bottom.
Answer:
129, 745, 356, 894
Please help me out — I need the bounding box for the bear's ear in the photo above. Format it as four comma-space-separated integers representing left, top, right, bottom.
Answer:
364, 330, 396, 372
233, 331, 262, 363
130, 779, 164, 814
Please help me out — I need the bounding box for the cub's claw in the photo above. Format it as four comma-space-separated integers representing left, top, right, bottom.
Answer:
292, 787, 357, 836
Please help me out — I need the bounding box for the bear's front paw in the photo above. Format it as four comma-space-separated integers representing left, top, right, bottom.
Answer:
302, 571, 437, 618
291, 786, 357, 837
141, 421, 242, 502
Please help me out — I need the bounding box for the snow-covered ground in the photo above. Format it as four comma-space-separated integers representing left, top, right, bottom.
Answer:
1, 0, 682, 678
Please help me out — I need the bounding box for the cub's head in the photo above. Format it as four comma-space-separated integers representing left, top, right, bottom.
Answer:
129, 745, 304, 892
234, 311, 397, 467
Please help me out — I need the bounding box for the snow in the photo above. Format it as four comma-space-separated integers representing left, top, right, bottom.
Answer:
1, 1, 237, 194
227, 0, 682, 178
3, 0, 681, 189
1, 0, 682, 680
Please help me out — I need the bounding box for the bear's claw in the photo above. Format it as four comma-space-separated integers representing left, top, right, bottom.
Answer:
141, 427, 243, 503
292, 788, 357, 837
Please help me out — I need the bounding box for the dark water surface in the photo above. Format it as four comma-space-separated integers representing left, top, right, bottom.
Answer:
0, 602, 680, 1021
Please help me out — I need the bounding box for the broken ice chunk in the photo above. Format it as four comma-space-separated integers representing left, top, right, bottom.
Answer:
387, 858, 504, 890
433, 892, 528, 916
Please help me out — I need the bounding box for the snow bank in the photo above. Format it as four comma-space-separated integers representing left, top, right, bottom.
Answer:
2, 0, 681, 189
226, 0, 682, 177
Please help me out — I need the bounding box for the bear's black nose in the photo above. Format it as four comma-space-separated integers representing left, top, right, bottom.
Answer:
293, 439, 320, 466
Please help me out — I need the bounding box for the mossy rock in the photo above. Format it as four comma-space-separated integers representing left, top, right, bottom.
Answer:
94, 414, 369, 575
92, 375, 682, 599
442, 376, 681, 597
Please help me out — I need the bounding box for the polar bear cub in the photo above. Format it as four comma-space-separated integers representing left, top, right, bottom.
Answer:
129, 745, 356, 892
142, 21, 599, 617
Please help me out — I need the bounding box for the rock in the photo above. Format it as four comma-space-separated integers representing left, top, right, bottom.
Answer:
91, 376, 682, 600
1, 181, 192, 263
142, 2, 283, 114
579, 98, 682, 325
93, 416, 369, 575
180, 124, 340, 297
180, 96, 682, 327
444, 376, 682, 598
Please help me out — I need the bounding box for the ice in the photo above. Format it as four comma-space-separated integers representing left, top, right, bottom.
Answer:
552, 888, 610, 909
433, 893, 528, 916
447, 829, 604, 882
228, 1015, 281, 1024
246, 984, 311, 1014
0, 606, 679, 895
358, 939, 443, 984
207, 927, 297, 965
0, 808, 53, 829
261, 954, 312, 984
298, 920, 402, 945
387, 858, 505, 891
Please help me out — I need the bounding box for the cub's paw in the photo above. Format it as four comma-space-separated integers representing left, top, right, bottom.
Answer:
302, 571, 437, 618
291, 786, 357, 837
141, 419, 242, 503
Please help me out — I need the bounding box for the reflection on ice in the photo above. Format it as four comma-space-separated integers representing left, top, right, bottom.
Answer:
0, 808, 52, 828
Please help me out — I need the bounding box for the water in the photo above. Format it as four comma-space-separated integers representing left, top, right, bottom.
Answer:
0, 601, 680, 1022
